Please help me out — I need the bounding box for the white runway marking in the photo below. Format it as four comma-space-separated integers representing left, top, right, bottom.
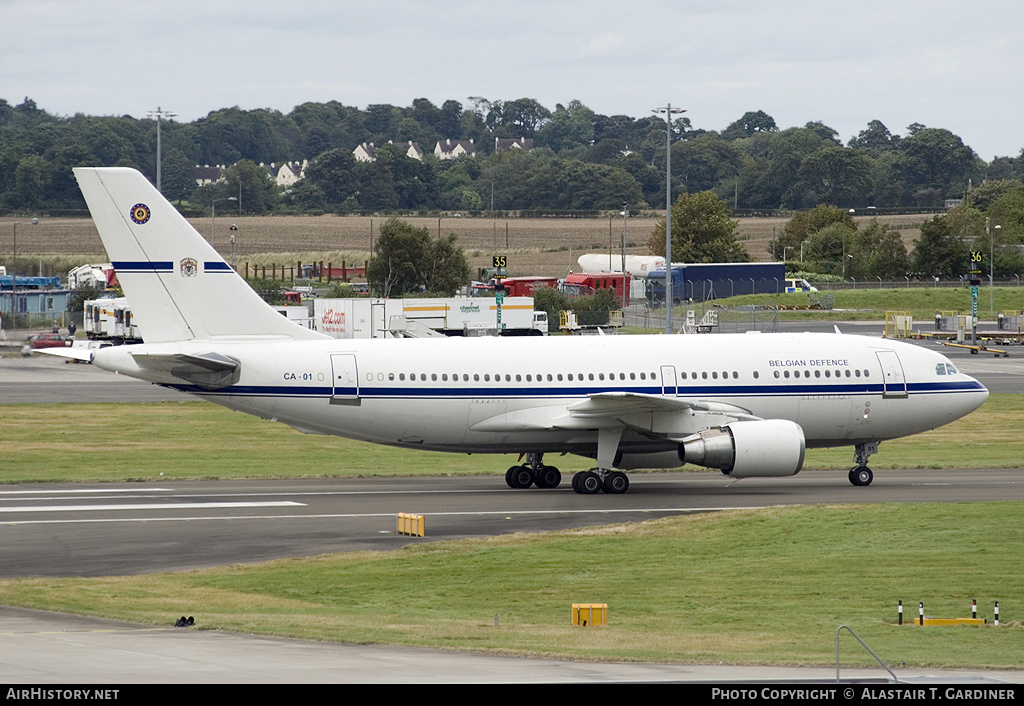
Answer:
0, 505, 755, 526
0, 489, 173, 495
0, 501, 305, 513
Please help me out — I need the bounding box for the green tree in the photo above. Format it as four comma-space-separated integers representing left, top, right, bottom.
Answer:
531, 286, 569, 332
721, 110, 778, 141
769, 205, 855, 260
848, 120, 900, 155
222, 159, 280, 214
246, 278, 287, 304
796, 146, 874, 206
671, 133, 743, 194
896, 128, 985, 205
848, 219, 909, 280
736, 127, 832, 208
303, 148, 358, 208
161, 147, 198, 202
648, 191, 750, 263
11, 155, 50, 209
367, 218, 470, 296
803, 221, 858, 276
911, 208, 980, 278
496, 97, 551, 137
536, 100, 595, 153
966, 179, 1024, 214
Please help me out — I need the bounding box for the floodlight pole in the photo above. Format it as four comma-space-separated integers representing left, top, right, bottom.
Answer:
620, 204, 628, 310
147, 106, 176, 193
653, 105, 685, 333
991, 224, 1000, 317
9, 219, 38, 318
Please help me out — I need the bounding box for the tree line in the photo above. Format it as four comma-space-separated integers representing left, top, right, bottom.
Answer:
5, 95, 1024, 281
3, 97, 1022, 216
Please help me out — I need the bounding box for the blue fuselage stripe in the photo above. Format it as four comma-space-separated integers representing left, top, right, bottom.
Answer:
112, 261, 173, 272
168, 380, 985, 399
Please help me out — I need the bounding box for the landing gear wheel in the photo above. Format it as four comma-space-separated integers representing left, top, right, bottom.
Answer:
573, 470, 602, 495
602, 471, 629, 494
533, 466, 561, 489
849, 466, 873, 486
506, 465, 534, 489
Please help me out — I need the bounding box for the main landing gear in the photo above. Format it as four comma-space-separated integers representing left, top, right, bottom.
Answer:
505, 454, 631, 494
848, 442, 878, 487
571, 469, 629, 495
505, 453, 562, 489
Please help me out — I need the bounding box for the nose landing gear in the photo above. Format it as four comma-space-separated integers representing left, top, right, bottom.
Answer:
848, 442, 878, 486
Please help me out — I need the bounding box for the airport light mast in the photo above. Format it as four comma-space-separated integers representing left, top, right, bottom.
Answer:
147, 106, 176, 194
653, 104, 685, 334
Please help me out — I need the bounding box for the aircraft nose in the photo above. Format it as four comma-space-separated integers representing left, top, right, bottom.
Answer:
960, 377, 989, 415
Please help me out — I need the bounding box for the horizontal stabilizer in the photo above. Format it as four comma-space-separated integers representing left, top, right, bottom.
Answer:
130, 351, 240, 389
35, 347, 97, 363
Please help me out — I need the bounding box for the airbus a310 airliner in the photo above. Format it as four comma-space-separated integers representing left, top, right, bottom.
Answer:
66, 168, 988, 494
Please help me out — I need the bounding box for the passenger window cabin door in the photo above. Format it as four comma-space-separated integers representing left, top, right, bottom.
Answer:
875, 351, 907, 399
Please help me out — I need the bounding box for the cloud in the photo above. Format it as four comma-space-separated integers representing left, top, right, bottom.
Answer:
577, 33, 626, 58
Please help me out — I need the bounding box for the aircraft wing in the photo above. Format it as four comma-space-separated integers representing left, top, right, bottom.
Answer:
565, 392, 755, 419
470, 391, 758, 433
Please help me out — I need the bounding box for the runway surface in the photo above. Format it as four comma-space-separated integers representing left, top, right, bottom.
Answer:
2, 469, 1023, 578
3, 471, 1024, 684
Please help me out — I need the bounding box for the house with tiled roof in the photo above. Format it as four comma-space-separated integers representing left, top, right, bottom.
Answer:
354, 141, 424, 163
353, 142, 378, 162
263, 160, 308, 186
495, 137, 534, 152
194, 165, 225, 187
434, 139, 476, 160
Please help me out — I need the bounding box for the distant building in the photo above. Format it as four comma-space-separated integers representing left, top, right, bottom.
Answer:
194, 165, 225, 187
495, 137, 533, 152
353, 142, 377, 162
263, 160, 308, 187
434, 139, 476, 160
353, 141, 424, 163
0, 276, 69, 316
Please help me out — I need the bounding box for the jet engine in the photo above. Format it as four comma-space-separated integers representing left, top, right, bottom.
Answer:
679, 419, 805, 478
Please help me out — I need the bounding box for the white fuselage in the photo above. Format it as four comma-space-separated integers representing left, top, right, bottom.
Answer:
93, 332, 988, 465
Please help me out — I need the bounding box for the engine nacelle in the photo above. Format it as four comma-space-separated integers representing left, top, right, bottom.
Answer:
679, 419, 805, 478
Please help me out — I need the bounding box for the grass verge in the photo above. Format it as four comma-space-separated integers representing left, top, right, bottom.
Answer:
0, 502, 1019, 667
0, 395, 1018, 483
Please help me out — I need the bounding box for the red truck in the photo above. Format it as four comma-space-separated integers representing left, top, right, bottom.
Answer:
559, 272, 630, 301
470, 276, 558, 297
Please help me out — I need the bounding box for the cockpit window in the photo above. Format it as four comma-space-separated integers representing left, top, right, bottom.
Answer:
946, 363, 957, 375
935, 364, 947, 376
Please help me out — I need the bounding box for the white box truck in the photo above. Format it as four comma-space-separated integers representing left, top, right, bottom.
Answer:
313, 297, 547, 339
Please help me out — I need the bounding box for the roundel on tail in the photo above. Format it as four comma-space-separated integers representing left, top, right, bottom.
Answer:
130, 203, 151, 224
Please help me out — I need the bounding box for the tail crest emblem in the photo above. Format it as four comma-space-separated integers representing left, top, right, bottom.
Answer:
130, 203, 151, 224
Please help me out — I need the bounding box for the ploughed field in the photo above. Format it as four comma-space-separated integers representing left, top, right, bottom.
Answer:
1, 214, 926, 280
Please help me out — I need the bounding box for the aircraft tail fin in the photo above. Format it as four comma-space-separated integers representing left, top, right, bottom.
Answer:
74, 167, 325, 343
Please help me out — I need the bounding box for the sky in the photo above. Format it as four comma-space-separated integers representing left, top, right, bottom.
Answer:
3, 0, 1022, 161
